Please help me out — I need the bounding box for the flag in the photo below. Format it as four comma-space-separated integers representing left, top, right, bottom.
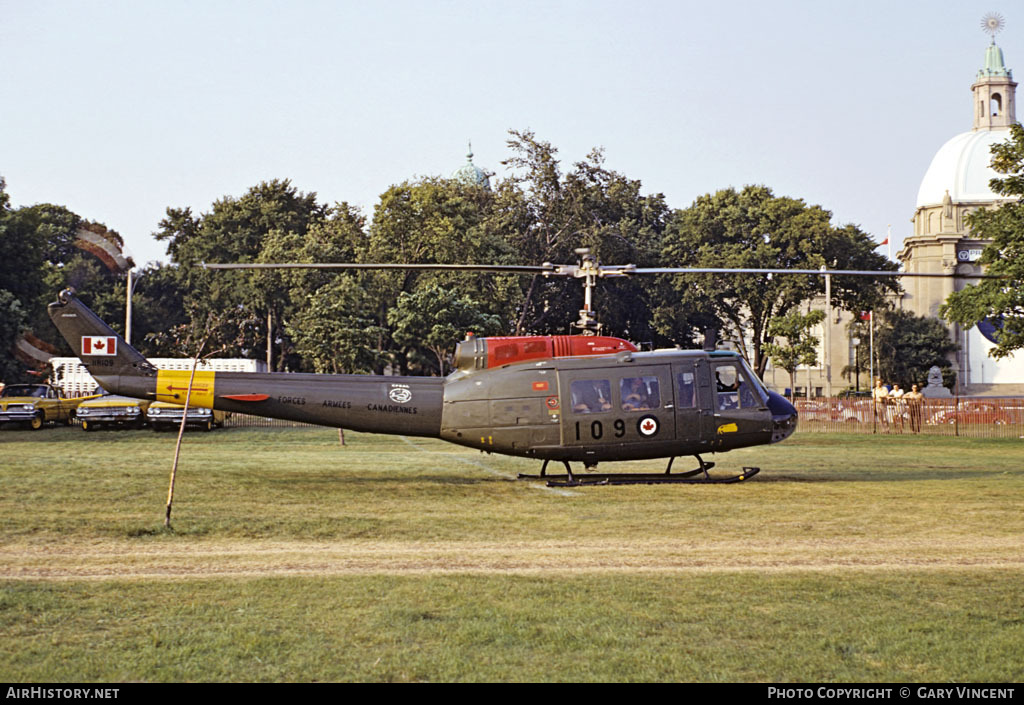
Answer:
81, 336, 117, 356
859, 311, 871, 321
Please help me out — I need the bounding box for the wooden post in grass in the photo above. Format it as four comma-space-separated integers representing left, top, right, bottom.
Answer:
338, 428, 346, 446
156, 307, 251, 530
165, 340, 206, 529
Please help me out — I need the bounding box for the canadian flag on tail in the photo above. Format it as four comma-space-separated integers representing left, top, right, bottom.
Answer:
81, 336, 117, 356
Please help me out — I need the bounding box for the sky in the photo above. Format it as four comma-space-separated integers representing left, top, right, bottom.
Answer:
0, 0, 1014, 267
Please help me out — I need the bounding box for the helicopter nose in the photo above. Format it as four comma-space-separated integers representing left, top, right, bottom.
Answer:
767, 390, 798, 443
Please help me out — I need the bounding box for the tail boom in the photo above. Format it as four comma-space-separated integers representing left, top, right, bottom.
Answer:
47, 290, 442, 436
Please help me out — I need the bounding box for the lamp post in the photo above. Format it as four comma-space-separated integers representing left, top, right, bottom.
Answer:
852, 336, 861, 392
125, 268, 140, 346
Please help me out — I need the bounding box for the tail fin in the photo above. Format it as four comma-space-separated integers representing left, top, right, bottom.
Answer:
47, 289, 157, 393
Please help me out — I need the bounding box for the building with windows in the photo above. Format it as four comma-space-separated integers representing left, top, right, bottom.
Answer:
762, 37, 1024, 397
897, 37, 1024, 395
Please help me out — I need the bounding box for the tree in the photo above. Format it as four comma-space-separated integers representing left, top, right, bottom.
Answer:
359, 176, 517, 373
287, 275, 386, 374
497, 130, 671, 340
388, 283, 503, 375
941, 123, 1024, 357
763, 309, 826, 401
155, 179, 328, 368
0, 290, 29, 383
0, 182, 131, 380
132, 264, 189, 357
0, 178, 40, 381
873, 309, 957, 390
658, 186, 898, 376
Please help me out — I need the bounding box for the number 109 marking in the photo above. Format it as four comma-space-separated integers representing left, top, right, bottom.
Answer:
575, 419, 627, 440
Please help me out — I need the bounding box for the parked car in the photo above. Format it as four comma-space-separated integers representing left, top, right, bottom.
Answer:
793, 399, 835, 423
75, 388, 151, 431
0, 383, 88, 430
928, 401, 1010, 426
146, 401, 228, 431
833, 398, 880, 424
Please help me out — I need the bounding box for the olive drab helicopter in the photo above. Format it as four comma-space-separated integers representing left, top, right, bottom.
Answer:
47, 250, 970, 486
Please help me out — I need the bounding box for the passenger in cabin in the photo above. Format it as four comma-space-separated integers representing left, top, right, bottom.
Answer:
621, 377, 649, 411
621, 376, 661, 411
571, 380, 612, 413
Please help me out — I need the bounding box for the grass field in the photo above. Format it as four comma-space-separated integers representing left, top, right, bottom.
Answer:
1, 425, 1022, 682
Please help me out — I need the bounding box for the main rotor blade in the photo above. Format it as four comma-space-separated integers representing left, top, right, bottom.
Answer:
203, 262, 553, 274
632, 267, 1005, 279
202, 262, 1005, 280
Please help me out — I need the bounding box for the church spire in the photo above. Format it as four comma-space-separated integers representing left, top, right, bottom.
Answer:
972, 15, 1017, 130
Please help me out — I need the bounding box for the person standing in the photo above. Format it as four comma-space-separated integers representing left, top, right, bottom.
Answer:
904, 384, 925, 434
873, 378, 890, 432
889, 383, 905, 433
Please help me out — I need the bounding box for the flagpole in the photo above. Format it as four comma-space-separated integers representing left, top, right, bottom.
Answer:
125, 269, 133, 346
887, 225, 893, 261
869, 310, 875, 391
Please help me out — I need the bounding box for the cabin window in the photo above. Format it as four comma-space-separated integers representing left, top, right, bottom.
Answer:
676, 372, 697, 409
620, 376, 660, 411
570, 379, 612, 414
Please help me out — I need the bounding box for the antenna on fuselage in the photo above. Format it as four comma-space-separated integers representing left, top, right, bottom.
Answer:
702, 327, 717, 352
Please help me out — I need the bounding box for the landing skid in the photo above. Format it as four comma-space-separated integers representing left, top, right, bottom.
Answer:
517, 455, 760, 487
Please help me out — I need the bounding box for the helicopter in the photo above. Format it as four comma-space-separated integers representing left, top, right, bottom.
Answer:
47, 250, 977, 486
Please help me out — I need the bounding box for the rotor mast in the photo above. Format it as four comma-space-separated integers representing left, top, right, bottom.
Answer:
543, 248, 636, 335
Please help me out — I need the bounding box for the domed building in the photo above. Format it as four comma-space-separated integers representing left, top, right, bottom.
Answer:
898, 38, 1024, 394
451, 143, 490, 189
766, 37, 1024, 399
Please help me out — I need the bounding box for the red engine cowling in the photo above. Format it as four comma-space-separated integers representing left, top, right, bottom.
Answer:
453, 335, 637, 372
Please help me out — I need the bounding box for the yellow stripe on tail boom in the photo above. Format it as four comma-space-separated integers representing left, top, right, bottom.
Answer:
155, 369, 216, 408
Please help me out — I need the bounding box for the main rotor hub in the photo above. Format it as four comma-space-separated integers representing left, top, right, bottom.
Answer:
543, 248, 635, 335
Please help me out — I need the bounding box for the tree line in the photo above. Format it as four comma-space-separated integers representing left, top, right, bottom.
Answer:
4, 128, 997, 390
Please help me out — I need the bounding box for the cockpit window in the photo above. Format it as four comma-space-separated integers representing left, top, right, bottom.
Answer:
713, 361, 765, 410
737, 358, 770, 406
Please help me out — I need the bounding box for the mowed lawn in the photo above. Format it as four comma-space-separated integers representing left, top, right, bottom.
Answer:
1, 425, 1022, 682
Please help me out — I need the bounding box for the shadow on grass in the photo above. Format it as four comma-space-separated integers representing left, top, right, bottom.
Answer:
747, 467, 1005, 483
260, 474, 498, 487
125, 525, 175, 538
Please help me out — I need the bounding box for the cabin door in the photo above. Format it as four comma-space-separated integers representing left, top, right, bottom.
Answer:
672, 359, 711, 444
559, 366, 675, 447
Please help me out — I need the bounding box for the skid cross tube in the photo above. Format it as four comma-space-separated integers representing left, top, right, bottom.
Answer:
518, 455, 759, 487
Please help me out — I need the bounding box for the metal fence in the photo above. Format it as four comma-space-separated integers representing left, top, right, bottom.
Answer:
224, 413, 316, 428
794, 397, 1024, 438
